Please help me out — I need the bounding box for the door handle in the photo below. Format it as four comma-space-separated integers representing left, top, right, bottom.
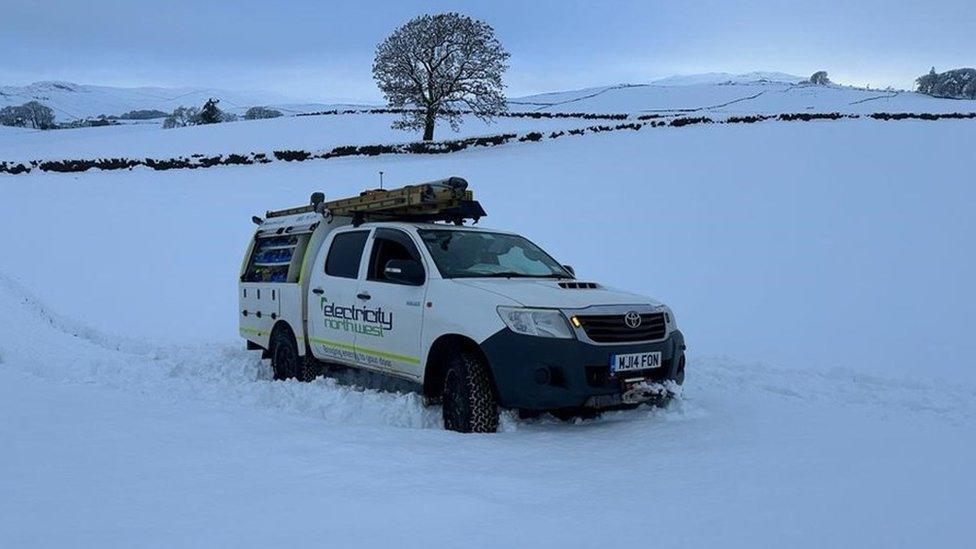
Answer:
357, 292, 371, 301
312, 288, 324, 295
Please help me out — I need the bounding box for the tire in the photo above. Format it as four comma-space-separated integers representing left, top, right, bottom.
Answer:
441, 350, 499, 433
270, 327, 315, 382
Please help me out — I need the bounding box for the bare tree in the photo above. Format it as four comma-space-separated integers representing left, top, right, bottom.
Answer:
373, 13, 510, 141
0, 106, 27, 128
0, 101, 55, 129
23, 101, 55, 128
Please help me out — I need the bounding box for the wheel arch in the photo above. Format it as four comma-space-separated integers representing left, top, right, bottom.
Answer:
269, 320, 299, 354
423, 333, 498, 400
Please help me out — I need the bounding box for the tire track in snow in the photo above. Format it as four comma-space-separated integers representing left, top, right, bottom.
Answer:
0, 271, 442, 430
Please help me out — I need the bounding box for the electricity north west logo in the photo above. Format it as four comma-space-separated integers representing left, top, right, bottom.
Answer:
320, 297, 393, 337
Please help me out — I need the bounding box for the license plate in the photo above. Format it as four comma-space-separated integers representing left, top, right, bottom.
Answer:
610, 351, 662, 374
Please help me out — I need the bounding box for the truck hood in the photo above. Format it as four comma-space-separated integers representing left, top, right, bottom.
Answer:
453, 279, 662, 309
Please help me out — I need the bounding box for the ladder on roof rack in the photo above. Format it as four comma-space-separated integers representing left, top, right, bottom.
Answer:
265, 176, 486, 225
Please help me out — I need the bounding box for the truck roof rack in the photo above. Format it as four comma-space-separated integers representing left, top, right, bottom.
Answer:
265, 176, 486, 226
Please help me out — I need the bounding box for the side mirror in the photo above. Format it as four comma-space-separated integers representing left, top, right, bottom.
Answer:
384, 259, 425, 285
562, 264, 576, 277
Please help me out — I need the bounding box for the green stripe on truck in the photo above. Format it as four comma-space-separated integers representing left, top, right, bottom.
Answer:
308, 337, 421, 364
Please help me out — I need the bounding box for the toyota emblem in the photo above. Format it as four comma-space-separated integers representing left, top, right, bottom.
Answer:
624, 311, 642, 329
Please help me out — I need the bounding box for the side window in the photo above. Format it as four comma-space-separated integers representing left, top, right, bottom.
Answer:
243, 234, 309, 283
325, 231, 369, 279
368, 229, 424, 284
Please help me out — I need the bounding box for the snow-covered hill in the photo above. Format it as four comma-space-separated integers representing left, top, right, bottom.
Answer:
510, 73, 975, 114
0, 80, 350, 121
650, 70, 806, 86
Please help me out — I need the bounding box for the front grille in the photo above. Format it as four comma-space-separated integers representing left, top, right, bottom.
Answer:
576, 312, 667, 343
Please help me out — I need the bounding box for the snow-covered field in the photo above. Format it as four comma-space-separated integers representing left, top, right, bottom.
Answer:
0, 112, 590, 162
5, 74, 975, 165
2, 82, 975, 547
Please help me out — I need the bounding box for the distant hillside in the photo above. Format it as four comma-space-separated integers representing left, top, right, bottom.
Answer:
0, 81, 349, 122
5, 72, 976, 128
650, 71, 805, 86
509, 72, 974, 114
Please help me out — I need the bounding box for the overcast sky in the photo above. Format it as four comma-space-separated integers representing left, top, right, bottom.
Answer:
2, 0, 972, 100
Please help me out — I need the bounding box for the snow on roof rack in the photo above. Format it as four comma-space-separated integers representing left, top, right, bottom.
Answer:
264, 176, 486, 226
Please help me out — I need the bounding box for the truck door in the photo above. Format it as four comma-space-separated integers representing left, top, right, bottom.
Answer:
307, 229, 371, 366
356, 228, 428, 379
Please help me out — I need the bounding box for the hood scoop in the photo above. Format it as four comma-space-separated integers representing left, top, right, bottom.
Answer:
558, 281, 600, 289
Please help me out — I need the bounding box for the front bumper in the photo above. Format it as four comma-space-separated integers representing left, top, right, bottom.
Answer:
480, 328, 686, 411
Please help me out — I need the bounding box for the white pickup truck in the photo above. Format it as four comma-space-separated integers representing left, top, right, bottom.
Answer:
240, 178, 685, 432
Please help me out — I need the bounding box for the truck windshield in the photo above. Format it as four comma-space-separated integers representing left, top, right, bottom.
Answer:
418, 229, 571, 279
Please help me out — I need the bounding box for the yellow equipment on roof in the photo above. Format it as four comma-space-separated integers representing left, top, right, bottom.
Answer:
265, 176, 485, 225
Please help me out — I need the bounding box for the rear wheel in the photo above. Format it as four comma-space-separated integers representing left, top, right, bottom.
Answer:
442, 350, 498, 433
270, 328, 314, 382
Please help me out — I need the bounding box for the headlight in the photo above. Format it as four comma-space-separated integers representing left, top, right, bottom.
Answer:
497, 307, 574, 339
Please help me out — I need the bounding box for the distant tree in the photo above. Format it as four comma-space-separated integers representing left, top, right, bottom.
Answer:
162, 106, 200, 129
87, 118, 114, 127
916, 67, 976, 99
373, 12, 510, 141
244, 106, 283, 120
0, 101, 55, 129
22, 101, 55, 128
0, 106, 26, 127
120, 109, 169, 120
198, 98, 224, 125
809, 71, 831, 85
916, 67, 939, 95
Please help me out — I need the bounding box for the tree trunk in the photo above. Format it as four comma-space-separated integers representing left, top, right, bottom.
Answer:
422, 109, 436, 141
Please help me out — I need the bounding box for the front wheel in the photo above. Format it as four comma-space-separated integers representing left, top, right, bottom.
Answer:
442, 351, 499, 433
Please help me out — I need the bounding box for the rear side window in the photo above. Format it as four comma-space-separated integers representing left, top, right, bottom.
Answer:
325, 231, 369, 279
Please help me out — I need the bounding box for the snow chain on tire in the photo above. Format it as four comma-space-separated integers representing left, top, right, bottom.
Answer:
442, 350, 499, 433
